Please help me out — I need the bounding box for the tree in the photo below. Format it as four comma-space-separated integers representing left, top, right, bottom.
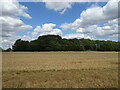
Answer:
13, 39, 29, 51
13, 35, 120, 51
6, 48, 12, 52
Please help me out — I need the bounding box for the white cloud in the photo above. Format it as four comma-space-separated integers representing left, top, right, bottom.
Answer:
80, 6, 104, 27
0, 0, 32, 19
1, 16, 32, 37
80, 0, 119, 27
1, 0, 33, 49
32, 23, 62, 37
102, 0, 119, 19
61, 20, 118, 40
102, 26, 111, 30
63, 33, 91, 39
61, 0, 119, 29
20, 35, 34, 41
51, 29, 62, 35
1, 35, 34, 49
2, 35, 20, 49
1, 0, 32, 37
107, 18, 118, 25
63, 20, 118, 40
41, 23, 56, 32
45, 2, 73, 14
34, 26, 41, 32
32, 26, 41, 36
60, 23, 71, 30
78, 20, 118, 40
60, 0, 119, 40
39, 29, 62, 36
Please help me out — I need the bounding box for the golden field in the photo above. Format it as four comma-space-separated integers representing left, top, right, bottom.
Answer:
2, 52, 119, 88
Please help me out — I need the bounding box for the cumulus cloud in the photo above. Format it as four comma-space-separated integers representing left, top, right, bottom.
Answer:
90, 22, 118, 39
1, 16, 32, 34
32, 26, 41, 36
45, 2, 73, 14
0, 0, 32, 19
41, 23, 56, 32
60, 19, 82, 30
107, 18, 118, 25
62, 33, 91, 39
61, 0, 119, 29
1, 0, 32, 37
60, 0, 119, 40
63, 26, 118, 41
1, 35, 34, 49
1, 0, 33, 49
62, 18, 118, 40
32, 23, 62, 37
80, 0, 119, 27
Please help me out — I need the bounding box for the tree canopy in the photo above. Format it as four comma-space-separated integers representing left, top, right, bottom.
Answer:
12, 35, 120, 51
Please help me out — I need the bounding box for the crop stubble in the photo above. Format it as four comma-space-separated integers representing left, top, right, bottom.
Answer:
2, 52, 118, 88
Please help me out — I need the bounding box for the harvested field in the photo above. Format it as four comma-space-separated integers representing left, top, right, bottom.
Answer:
2, 52, 118, 88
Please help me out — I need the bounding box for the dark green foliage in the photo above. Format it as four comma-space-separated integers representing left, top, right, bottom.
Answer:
13, 39, 29, 51
1, 47, 12, 52
13, 35, 120, 51
6, 48, 12, 52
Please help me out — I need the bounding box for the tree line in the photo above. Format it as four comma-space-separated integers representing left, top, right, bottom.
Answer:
12, 35, 120, 51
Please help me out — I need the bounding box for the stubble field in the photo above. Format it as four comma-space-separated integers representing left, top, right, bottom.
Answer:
2, 52, 118, 88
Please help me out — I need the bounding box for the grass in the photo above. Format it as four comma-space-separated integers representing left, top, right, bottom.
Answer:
2, 52, 118, 88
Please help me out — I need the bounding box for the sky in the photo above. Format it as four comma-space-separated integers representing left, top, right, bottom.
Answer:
0, 0, 119, 49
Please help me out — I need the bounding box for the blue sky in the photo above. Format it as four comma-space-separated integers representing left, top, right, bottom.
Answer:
19, 2, 107, 36
1, 0, 119, 49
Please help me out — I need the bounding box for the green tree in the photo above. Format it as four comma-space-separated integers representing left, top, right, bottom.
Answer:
13, 35, 120, 51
